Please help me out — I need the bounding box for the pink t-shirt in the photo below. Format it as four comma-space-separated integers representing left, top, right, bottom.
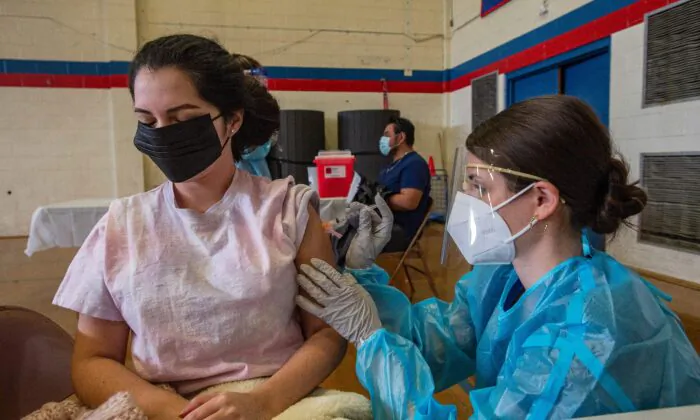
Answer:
53, 170, 318, 394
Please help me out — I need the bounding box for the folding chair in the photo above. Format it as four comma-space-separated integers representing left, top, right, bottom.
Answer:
0, 306, 75, 418
385, 198, 439, 301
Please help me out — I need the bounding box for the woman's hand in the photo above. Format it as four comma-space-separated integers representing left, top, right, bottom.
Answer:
180, 391, 272, 420
151, 405, 190, 420
296, 258, 382, 347
345, 194, 393, 269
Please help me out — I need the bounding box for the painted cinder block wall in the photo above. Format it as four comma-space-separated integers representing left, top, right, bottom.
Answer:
0, 0, 142, 236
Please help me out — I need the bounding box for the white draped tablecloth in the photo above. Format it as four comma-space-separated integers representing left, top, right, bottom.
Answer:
25, 198, 113, 256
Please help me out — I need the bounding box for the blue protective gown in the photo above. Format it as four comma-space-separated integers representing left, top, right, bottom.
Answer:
349, 240, 700, 419
235, 140, 272, 178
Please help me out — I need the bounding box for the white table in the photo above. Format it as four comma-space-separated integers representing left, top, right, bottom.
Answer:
25, 198, 113, 256
580, 405, 700, 419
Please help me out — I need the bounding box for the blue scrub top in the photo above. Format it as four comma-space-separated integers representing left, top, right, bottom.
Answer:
236, 140, 272, 179
378, 151, 431, 238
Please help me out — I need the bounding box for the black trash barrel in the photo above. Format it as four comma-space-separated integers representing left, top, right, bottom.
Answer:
268, 110, 325, 183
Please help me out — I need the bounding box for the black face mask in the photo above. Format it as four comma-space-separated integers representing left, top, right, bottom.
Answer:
133, 114, 230, 183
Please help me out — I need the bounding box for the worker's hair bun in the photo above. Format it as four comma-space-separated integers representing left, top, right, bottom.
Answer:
590, 157, 647, 234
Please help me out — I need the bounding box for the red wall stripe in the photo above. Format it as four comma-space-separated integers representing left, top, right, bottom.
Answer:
0, 74, 128, 89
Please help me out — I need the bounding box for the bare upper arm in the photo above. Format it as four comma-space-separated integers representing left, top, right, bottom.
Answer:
73, 314, 130, 364
393, 188, 423, 211
402, 188, 424, 208
295, 204, 339, 338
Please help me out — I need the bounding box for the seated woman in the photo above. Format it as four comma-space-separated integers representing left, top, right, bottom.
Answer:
53, 34, 349, 420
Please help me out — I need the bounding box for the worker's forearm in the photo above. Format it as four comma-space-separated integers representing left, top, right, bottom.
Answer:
73, 356, 188, 417
252, 328, 347, 416
388, 193, 419, 211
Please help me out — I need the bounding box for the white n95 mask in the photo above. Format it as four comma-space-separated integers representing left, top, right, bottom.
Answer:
446, 185, 538, 265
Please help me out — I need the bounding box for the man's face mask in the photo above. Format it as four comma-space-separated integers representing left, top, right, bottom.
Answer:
133, 114, 230, 183
379, 136, 393, 156
379, 133, 403, 156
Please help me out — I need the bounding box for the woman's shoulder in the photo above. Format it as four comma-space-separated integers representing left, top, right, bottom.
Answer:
577, 251, 651, 292
240, 173, 319, 248
100, 185, 169, 233
107, 184, 167, 215
240, 171, 318, 213
540, 253, 670, 330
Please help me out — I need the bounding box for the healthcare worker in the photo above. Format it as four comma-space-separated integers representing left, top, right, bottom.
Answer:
296, 95, 700, 419
231, 53, 274, 178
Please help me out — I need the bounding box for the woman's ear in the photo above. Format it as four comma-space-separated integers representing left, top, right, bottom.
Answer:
533, 181, 561, 222
227, 109, 244, 137
394, 132, 405, 146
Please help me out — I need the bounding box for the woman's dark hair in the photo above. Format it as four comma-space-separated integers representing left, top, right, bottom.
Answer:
466, 95, 647, 235
128, 34, 279, 160
230, 54, 262, 72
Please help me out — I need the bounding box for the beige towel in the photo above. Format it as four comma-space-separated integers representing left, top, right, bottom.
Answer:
24, 379, 371, 420
23, 392, 147, 420
205, 378, 372, 420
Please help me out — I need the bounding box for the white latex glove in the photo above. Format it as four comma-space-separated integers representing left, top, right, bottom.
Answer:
345, 194, 394, 269
319, 198, 348, 223
296, 258, 381, 347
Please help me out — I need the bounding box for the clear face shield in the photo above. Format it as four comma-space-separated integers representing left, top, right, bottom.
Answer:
444, 146, 546, 266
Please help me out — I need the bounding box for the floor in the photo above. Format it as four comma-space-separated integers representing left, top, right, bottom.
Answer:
3, 224, 700, 419
0, 238, 77, 335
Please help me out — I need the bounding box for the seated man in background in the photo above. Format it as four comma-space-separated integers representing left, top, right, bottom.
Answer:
378, 116, 431, 252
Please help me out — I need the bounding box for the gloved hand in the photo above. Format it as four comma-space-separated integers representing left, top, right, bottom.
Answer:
296, 258, 381, 347
344, 194, 393, 269
376, 184, 396, 202
319, 198, 349, 223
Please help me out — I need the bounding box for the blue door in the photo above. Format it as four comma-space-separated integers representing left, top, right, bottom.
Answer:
510, 67, 559, 104
562, 51, 610, 251
562, 51, 611, 126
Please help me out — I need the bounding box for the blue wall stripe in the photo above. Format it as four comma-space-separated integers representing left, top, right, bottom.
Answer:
0, 58, 445, 82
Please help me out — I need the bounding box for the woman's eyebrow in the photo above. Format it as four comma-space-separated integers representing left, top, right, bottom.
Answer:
165, 104, 201, 113
133, 104, 201, 114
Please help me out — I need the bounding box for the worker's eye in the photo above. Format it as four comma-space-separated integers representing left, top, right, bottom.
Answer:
464, 181, 485, 197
